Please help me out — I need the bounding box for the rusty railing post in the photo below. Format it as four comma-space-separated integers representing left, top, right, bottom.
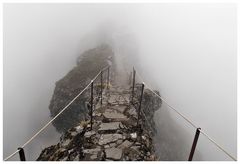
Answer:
90, 80, 94, 130
100, 70, 103, 105
188, 128, 201, 161
131, 67, 136, 104
137, 82, 144, 127
18, 147, 26, 161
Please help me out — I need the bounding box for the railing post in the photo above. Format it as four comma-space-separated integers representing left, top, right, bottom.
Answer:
131, 67, 136, 104
18, 147, 26, 161
90, 80, 93, 130
137, 82, 145, 127
100, 70, 103, 105
107, 66, 110, 89
188, 128, 201, 161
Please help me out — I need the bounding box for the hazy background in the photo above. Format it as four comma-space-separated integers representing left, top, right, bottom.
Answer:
3, 3, 237, 161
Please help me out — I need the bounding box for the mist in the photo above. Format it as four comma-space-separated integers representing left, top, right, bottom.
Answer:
3, 3, 237, 161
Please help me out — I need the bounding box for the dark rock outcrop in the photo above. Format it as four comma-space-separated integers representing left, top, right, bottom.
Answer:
49, 45, 114, 133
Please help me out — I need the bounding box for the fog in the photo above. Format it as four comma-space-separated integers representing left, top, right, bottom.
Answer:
3, 3, 236, 161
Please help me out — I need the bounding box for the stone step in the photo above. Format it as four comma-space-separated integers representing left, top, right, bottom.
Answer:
108, 94, 128, 105
98, 134, 124, 145
98, 122, 122, 131
105, 148, 122, 160
110, 105, 127, 113
117, 140, 133, 149
103, 111, 127, 120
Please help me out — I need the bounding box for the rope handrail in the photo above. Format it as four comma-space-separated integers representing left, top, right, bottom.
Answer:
134, 71, 198, 129
134, 68, 237, 161
199, 129, 236, 161
4, 66, 109, 161
4, 149, 20, 161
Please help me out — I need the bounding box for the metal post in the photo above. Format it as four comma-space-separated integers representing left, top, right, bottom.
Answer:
18, 147, 26, 161
137, 82, 144, 127
100, 70, 103, 105
90, 80, 93, 130
131, 67, 136, 103
107, 67, 110, 89
188, 128, 201, 161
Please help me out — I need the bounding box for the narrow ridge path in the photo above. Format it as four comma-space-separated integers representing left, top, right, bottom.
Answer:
37, 85, 156, 161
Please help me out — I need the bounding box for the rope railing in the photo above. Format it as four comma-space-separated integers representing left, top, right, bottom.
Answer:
131, 67, 237, 161
199, 129, 237, 161
135, 71, 198, 129
4, 66, 110, 161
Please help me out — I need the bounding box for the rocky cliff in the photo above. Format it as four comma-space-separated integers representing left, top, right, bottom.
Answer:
49, 45, 114, 133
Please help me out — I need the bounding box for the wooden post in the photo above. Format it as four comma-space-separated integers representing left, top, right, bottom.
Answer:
18, 147, 26, 161
137, 82, 144, 127
188, 128, 201, 161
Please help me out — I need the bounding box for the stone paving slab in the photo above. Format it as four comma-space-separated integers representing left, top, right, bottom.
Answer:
98, 134, 123, 145
98, 122, 122, 131
105, 148, 122, 160
103, 112, 127, 119
110, 105, 127, 113
117, 140, 133, 149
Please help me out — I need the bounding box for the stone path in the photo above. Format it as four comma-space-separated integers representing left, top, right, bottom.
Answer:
80, 85, 155, 161
37, 85, 156, 161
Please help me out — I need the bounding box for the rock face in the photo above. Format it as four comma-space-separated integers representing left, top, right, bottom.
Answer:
37, 85, 161, 161
49, 45, 114, 132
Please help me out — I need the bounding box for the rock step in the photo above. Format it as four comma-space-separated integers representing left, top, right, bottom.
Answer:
98, 122, 123, 131
103, 111, 127, 119
99, 134, 124, 145
105, 148, 122, 160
